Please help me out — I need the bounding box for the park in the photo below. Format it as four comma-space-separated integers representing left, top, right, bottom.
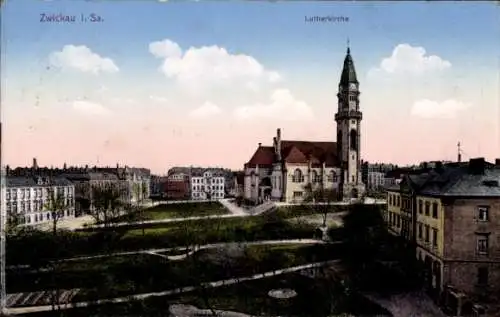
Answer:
4, 199, 426, 316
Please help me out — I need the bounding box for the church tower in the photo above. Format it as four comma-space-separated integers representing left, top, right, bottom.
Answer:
335, 45, 365, 200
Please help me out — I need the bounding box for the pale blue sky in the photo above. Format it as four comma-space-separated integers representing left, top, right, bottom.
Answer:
1, 1, 499, 172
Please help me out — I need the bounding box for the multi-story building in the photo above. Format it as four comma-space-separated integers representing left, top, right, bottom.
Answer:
385, 158, 500, 316
367, 171, 386, 191
63, 172, 129, 215
165, 174, 190, 200
243, 46, 366, 203
5, 176, 75, 226
191, 169, 225, 200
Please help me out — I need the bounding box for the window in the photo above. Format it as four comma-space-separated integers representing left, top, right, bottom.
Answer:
418, 200, 423, 214
477, 267, 489, 285
424, 225, 430, 243
425, 202, 430, 216
418, 223, 423, 239
477, 234, 489, 255
350, 129, 357, 150
292, 169, 304, 183
478, 206, 489, 222
293, 191, 303, 198
312, 171, 322, 183
432, 228, 438, 247
432, 202, 438, 219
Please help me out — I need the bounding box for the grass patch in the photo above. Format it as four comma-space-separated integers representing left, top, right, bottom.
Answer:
7, 243, 343, 299
276, 204, 349, 219
110, 201, 230, 223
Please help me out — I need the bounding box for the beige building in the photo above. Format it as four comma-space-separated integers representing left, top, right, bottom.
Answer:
243, 47, 366, 203
386, 158, 500, 316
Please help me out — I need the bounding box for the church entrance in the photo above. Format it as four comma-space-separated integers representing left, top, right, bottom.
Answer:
351, 188, 358, 199
259, 177, 272, 203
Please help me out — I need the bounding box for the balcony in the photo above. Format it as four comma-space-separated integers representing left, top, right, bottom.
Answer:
335, 110, 362, 121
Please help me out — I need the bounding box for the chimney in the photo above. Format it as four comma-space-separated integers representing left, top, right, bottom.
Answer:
495, 159, 500, 166
276, 128, 282, 161
258, 143, 262, 147
468, 157, 485, 175
32, 157, 38, 169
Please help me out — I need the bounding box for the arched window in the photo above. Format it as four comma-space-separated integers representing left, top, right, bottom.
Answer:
312, 170, 322, 183
292, 169, 304, 183
350, 129, 357, 150
328, 171, 337, 182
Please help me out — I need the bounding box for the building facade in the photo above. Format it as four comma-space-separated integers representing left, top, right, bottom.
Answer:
385, 158, 500, 316
243, 47, 365, 203
5, 176, 75, 226
191, 169, 225, 200
165, 174, 190, 200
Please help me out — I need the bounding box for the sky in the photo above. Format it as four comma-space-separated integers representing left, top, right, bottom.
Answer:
1, 1, 499, 174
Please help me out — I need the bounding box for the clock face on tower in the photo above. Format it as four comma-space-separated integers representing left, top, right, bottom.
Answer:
349, 83, 357, 90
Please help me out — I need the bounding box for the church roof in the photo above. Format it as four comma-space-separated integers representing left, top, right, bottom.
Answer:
340, 47, 358, 85
245, 146, 275, 168
245, 141, 338, 168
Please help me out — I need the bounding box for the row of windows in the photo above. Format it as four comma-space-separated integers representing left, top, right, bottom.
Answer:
6, 200, 75, 214
192, 185, 224, 191
9, 209, 75, 225
389, 210, 490, 256
192, 192, 224, 198
6, 187, 74, 200
192, 178, 224, 184
417, 222, 439, 248
418, 200, 439, 219
291, 170, 338, 183
388, 194, 440, 219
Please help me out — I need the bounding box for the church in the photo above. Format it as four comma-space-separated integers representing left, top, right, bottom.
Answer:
243, 46, 366, 203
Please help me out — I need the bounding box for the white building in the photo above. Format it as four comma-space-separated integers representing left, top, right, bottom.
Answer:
191, 170, 225, 200
367, 171, 385, 190
5, 176, 75, 226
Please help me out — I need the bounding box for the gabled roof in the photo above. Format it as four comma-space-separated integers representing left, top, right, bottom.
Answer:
281, 140, 338, 166
388, 164, 500, 198
284, 146, 308, 164
245, 146, 275, 168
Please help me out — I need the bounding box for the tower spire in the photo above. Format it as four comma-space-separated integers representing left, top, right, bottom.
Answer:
457, 141, 462, 163
347, 38, 350, 54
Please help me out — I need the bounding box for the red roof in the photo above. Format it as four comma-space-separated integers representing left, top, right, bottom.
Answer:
245, 141, 338, 168
281, 140, 338, 167
245, 146, 275, 168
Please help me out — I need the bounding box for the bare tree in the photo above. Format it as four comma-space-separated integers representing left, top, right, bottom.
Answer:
303, 184, 340, 227
44, 187, 69, 236
90, 183, 123, 227
43, 187, 70, 312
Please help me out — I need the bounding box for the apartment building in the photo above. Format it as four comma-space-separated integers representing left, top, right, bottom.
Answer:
5, 176, 75, 226
191, 169, 225, 200
385, 158, 500, 316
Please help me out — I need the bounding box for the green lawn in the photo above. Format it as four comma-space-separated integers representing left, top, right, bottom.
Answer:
7, 212, 336, 266
7, 243, 343, 299
111, 201, 230, 223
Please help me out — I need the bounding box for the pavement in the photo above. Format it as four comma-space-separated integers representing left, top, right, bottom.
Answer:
5, 259, 340, 315
363, 292, 447, 317
55, 238, 326, 263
